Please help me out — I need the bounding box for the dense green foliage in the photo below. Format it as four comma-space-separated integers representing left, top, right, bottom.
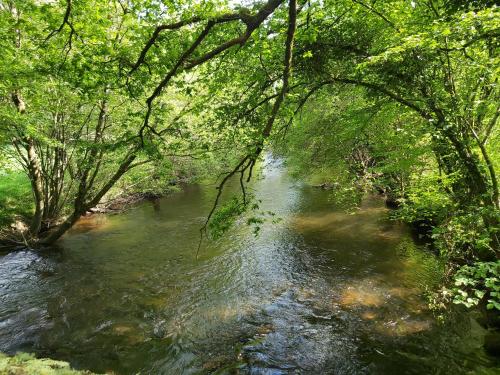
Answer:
275, 0, 500, 310
453, 261, 500, 310
0, 0, 498, 312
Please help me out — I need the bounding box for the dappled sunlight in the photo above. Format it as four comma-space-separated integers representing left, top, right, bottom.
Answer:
337, 275, 427, 312
112, 324, 135, 335
0, 0, 497, 371
336, 275, 432, 337
291, 204, 406, 244
340, 282, 386, 308
361, 310, 378, 320
294, 286, 318, 302
111, 324, 147, 344
387, 286, 424, 309
373, 318, 432, 337
0, 160, 491, 374
69, 214, 112, 234
202, 303, 255, 322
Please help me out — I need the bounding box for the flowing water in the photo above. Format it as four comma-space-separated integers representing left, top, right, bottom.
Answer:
0, 158, 498, 374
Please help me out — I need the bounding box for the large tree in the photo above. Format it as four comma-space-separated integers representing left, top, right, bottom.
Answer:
277, 0, 499, 258
1, 0, 498, 257
0, 0, 297, 244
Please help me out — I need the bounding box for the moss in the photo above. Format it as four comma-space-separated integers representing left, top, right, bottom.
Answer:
0, 353, 99, 375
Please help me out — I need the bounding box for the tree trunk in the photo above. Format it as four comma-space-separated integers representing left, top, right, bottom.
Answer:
39, 154, 137, 245
25, 139, 45, 235
38, 209, 82, 245
11, 91, 45, 236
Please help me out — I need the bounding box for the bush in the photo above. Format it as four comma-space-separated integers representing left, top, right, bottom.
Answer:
431, 207, 496, 261
452, 261, 500, 311
393, 173, 453, 227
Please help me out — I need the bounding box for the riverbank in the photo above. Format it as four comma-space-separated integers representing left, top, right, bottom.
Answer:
0, 353, 98, 374
0, 169, 183, 249
0, 171, 32, 230
1, 161, 497, 374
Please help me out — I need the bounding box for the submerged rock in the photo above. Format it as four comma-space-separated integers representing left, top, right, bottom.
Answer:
484, 331, 500, 357
312, 182, 337, 190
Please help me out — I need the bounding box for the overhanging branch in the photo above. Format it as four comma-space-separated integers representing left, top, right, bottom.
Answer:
137, 0, 285, 145
197, 0, 297, 253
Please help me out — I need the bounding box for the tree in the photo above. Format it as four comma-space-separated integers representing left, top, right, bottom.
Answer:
277, 0, 499, 257
0, 0, 497, 257
0, 0, 295, 244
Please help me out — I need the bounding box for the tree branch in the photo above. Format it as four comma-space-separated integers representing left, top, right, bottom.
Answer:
197, 0, 297, 253
129, 13, 244, 74
138, 0, 285, 145
45, 0, 78, 52
139, 21, 216, 144
324, 77, 431, 120
351, 0, 399, 31
482, 104, 500, 145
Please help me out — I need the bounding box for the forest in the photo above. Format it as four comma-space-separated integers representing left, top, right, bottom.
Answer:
0, 0, 499, 374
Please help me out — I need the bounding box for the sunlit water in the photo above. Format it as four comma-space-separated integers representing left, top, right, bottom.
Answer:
0, 158, 498, 374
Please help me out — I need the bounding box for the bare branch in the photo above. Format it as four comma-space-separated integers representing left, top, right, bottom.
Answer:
129, 13, 244, 74
45, 0, 77, 44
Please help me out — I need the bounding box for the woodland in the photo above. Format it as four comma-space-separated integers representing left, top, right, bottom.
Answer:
0, 0, 499, 371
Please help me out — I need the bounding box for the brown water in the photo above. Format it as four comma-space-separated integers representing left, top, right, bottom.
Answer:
0, 158, 498, 374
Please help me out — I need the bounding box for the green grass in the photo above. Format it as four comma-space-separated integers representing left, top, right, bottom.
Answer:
0, 170, 33, 228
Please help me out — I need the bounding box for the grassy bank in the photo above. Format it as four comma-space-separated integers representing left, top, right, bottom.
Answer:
0, 171, 32, 228
0, 353, 98, 374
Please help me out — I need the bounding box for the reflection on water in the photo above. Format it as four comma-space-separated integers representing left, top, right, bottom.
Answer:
0, 157, 498, 374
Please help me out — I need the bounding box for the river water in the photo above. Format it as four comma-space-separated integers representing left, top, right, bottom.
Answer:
0, 158, 498, 374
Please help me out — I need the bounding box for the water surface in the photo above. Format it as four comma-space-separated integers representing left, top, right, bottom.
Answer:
0, 158, 497, 374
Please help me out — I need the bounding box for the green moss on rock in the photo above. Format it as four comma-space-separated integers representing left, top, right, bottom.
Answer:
0, 353, 98, 375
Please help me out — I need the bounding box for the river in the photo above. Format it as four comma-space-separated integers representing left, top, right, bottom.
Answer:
0, 157, 497, 374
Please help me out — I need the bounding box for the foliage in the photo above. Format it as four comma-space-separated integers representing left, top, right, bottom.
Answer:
395, 174, 453, 224
0, 170, 32, 227
208, 196, 249, 240
0, 0, 264, 242
452, 261, 500, 311
274, 0, 500, 313
207, 190, 280, 239
431, 207, 498, 260
0, 352, 98, 374
0, 0, 497, 318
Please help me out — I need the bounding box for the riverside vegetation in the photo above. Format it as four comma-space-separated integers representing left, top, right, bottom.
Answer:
0, 0, 499, 371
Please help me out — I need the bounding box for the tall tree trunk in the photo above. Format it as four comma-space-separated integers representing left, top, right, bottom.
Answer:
25, 138, 44, 235
11, 91, 45, 235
